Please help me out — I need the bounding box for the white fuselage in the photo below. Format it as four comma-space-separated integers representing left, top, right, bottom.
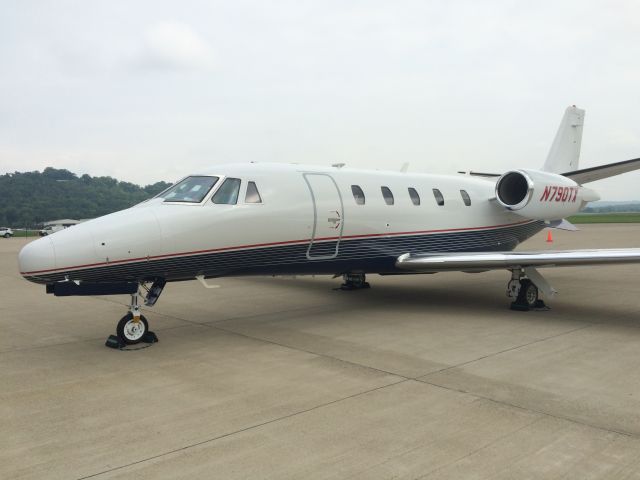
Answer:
19, 163, 544, 284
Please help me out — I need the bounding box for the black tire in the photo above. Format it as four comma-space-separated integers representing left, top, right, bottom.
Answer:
3, 233, 8, 238
116, 313, 149, 345
516, 280, 538, 308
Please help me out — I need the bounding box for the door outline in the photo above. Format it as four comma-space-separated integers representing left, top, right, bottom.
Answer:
303, 173, 345, 260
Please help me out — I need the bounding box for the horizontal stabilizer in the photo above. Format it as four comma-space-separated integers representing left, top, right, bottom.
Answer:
396, 249, 640, 272
458, 171, 501, 178
563, 157, 640, 184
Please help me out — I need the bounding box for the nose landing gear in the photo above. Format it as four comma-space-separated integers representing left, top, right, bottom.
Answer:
105, 279, 165, 349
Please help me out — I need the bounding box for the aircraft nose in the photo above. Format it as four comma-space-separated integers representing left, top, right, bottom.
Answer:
18, 237, 56, 280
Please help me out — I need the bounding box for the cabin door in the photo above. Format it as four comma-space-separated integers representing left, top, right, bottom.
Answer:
303, 173, 344, 260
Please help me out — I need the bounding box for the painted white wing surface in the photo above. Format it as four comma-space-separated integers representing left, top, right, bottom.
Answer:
396, 249, 640, 272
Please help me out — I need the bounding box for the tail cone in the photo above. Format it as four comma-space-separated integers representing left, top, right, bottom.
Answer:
546, 230, 553, 243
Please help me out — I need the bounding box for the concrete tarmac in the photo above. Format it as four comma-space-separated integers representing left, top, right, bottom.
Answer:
2, 225, 640, 479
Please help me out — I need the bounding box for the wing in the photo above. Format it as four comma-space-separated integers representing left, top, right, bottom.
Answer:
396, 249, 640, 272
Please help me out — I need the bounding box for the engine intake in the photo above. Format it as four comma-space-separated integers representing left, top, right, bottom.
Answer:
495, 169, 592, 220
495, 171, 532, 209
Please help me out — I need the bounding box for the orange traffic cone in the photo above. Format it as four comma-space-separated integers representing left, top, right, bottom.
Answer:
546, 230, 553, 243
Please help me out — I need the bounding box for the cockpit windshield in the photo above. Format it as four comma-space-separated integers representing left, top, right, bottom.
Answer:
158, 176, 219, 203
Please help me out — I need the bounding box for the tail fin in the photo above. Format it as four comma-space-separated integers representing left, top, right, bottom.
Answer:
542, 105, 585, 173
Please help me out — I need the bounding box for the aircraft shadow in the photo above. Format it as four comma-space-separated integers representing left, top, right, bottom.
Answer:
235, 276, 640, 330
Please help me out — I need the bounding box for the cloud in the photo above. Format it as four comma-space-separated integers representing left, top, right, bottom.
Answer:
133, 21, 213, 71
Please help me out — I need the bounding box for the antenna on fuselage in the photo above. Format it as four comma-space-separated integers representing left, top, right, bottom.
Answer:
332, 163, 346, 168
400, 163, 409, 173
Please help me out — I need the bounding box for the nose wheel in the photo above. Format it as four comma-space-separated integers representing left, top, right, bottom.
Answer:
105, 280, 164, 349
116, 313, 149, 344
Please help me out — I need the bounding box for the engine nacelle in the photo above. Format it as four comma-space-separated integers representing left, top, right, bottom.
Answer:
495, 169, 597, 220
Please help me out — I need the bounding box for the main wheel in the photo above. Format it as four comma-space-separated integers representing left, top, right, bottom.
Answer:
116, 313, 149, 345
3, 233, 9, 238
516, 280, 539, 308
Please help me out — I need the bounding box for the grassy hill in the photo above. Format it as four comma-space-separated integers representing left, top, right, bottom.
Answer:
0, 168, 171, 227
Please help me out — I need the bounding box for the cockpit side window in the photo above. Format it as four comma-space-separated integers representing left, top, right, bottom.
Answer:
212, 177, 242, 205
245, 181, 262, 203
159, 176, 219, 203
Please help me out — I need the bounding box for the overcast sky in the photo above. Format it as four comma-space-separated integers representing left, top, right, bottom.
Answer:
1, 0, 639, 199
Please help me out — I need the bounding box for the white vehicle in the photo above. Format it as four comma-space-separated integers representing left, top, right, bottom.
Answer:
39, 225, 65, 236
18, 106, 640, 345
0, 227, 13, 238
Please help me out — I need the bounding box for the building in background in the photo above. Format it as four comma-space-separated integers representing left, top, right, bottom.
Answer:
39, 219, 87, 236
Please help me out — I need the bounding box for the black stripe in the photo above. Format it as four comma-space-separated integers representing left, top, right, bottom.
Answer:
26, 221, 545, 284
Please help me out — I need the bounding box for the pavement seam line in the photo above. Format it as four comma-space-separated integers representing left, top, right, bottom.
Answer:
417, 377, 638, 439
210, 323, 411, 379
0, 300, 333, 355
172, 321, 640, 442
75, 378, 409, 480
414, 416, 546, 480
0, 322, 197, 355
420, 323, 595, 378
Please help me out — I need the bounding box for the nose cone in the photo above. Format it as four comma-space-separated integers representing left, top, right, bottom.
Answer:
19, 237, 56, 281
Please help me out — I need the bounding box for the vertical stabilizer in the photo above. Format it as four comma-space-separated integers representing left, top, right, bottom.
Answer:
542, 106, 585, 173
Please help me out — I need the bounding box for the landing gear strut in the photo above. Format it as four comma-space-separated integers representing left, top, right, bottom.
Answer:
507, 268, 551, 311
340, 273, 370, 290
105, 279, 165, 349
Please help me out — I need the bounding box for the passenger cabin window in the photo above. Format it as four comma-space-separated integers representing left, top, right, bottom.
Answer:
432, 188, 444, 206
381, 186, 394, 205
159, 176, 219, 203
245, 181, 262, 203
212, 177, 241, 205
351, 185, 365, 205
408, 188, 420, 206
460, 189, 471, 206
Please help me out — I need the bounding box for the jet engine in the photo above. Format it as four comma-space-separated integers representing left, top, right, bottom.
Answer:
495, 169, 598, 220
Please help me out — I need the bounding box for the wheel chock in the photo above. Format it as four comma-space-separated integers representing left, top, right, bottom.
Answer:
533, 299, 550, 310
105, 335, 126, 349
105, 331, 158, 349
142, 331, 159, 343
510, 300, 550, 312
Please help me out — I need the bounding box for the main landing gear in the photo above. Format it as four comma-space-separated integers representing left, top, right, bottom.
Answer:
105, 279, 166, 349
340, 273, 370, 290
507, 268, 555, 311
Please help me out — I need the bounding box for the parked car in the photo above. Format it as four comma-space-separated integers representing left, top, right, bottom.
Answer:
0, 227, 14, 238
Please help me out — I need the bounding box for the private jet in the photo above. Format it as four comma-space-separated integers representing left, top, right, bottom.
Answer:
18, 106, 640, 345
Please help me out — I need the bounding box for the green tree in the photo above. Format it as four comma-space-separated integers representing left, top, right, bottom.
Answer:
0, 168, 171, 227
